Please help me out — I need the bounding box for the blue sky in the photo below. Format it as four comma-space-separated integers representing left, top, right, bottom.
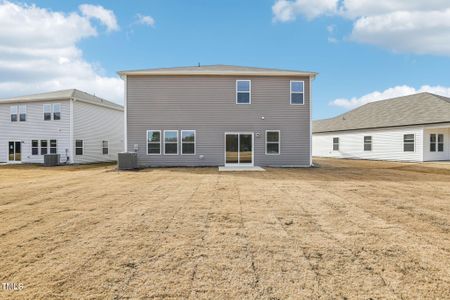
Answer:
1, 0, 450, 120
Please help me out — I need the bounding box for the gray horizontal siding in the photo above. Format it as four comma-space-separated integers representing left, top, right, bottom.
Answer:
127, 75, 311, 167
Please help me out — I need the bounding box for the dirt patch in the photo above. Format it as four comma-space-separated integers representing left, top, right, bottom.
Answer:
0, 159, 449, 299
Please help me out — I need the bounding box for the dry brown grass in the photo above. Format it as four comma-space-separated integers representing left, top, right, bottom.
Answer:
0, 159, 449, 299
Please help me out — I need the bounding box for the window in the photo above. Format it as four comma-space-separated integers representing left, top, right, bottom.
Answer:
32, 140, 39, 155
333, 137, 339, 151
102, 141, 109, 155
49, 140, 57, 154
40, 140, 48, 155
364, 136, 372, 151
290, 81, 304, 105
164, 130, 178, 155
10, 106, 17, 122
181, 130, 196, 155
75, 140, 83, 155
43, 104, 52, 120
266, 130, 280, 155
19, 105, 26, 121
438, 134, 444, 152
53, 103, 61, 120
147, 130, 161, 155
236, 80, 251, 104
403, 134, 415, 152
430, 134, 437, 152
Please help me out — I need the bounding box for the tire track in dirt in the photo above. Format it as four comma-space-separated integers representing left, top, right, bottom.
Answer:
112, 178, 205, 299
308, 169, 450, 253
276, 169, 450, 298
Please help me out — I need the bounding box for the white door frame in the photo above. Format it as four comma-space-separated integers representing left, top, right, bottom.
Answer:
224, 132, 254, 167
7, 141, 22, 163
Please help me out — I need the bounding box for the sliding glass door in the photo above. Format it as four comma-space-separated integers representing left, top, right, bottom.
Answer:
225, 133, 253, 166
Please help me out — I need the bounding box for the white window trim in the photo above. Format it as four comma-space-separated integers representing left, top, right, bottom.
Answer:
181, 130, 196, 155
333, 137, 339, 151
290, 80, 305, 105
19, 105, 27, 122
10, 105, 18, 122
75, 140, 84, 156
40, 140, 49, 155
43, 104, 52, 120
164, 130, 179, 155
364, 136, 372, 152
430, 133, 437, 152
49, 139, 57, 154
236, 80, 252, 105
265, 130, 281, 155
146, 130, 162, 155
102, 140, 109, 155
31, 140, 39, 156
53, 103, 61, 120
438, 134, 445, 152
403, 134, 415, 153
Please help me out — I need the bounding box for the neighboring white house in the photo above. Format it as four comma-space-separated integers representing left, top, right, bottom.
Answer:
313, 93, 450, 162
0, 89, 124, 164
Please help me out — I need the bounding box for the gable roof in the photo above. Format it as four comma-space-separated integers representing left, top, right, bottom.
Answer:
313, 92, 450, 133
0, 89, 123, 111
118, 64, 317, 78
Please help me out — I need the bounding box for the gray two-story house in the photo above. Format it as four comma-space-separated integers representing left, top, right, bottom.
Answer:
0, 89, 124, 164
119, 65, 317, 168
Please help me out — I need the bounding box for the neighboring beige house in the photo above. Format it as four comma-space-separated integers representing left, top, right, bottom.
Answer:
0, 89, 124, 164
313, 93, 450, 162
119, 65, 317, 168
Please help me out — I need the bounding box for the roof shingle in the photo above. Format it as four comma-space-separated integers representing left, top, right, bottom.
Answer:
313, 92, 450, 133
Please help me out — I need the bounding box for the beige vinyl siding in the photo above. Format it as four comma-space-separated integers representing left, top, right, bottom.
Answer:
73, 100, 124, 164
0, 100, 71, 163
126, 75, 311, 167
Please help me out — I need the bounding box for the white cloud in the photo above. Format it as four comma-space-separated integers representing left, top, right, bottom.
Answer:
79, 4, 119, 32
330, 85, 450, 109
272, 0, 338, 22
136, 14, 155, 27
0, 1, 122, 103
272, 0, 450, 56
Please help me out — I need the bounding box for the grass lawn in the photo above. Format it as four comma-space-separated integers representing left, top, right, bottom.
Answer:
0, 159, 449, 299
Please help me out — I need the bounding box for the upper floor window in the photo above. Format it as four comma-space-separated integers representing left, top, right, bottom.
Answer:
364, 136, 372, 151
44, 104, 52, 120
403, 134, 415, 152
181, 130, 196, 155
19, 105, 27, 121
164, 130, 179, 155
43, 103, 61, 120
290, 81, 304, 105
53, 104, 61, 120
147, 130, 161, 155
10, 106, 18, 122
236, 80, 251, 104
333, 137, 339, 151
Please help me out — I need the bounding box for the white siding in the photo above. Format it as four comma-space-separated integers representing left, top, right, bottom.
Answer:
0, 101, 71, 163
423, 126, 450, 161
313, 126, 424, 162
73, 100, 124, 164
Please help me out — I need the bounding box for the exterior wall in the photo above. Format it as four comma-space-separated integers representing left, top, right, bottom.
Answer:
313, 126, 424, 162
0, 100, 71, 163
126, 75, 312, 167
73, 100, 124, 164
423, 126, 450, 161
